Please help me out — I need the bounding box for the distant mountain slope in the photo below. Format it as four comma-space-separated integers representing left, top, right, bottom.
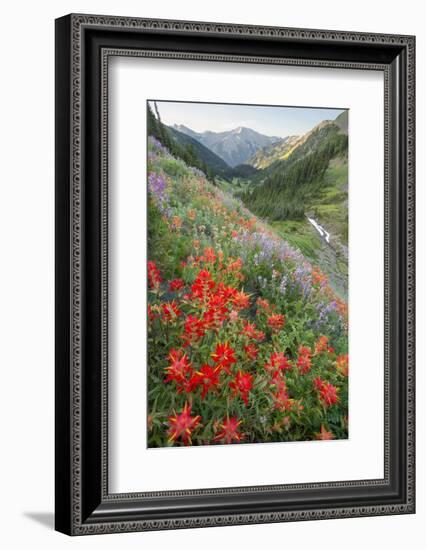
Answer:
246, 113, 347, 176
248, 111, 348, 171
248, 135, 298, 169
240, 115, 348, 221
172, 124, 200, 141
167, 126, 231, 177
333, 110, 348, 134
237, 112, 348, 298
148, 103, 235, 180
173, 124, 280, 167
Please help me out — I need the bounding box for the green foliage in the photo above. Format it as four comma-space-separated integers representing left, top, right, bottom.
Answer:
148, 201, 192, 280
240, 124, 348, 221
333, 110, 348, 134
168, 126, 230, 179
146, 137, 348, 448
271, 220, 320, 260
309, 156, 349, 245
147, 103, 216, 182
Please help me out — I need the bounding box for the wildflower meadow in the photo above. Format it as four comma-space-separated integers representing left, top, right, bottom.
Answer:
147, 134, 348, 448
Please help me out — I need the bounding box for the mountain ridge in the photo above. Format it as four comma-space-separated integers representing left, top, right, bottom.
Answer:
240, 112, 348, 222
247, 112, 348, 170
167, 126, 231, 177
172, 124, 281, 167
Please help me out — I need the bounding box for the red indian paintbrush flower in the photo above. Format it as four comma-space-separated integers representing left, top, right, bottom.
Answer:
189, 364, 220, 398
181, 315, 205, 347
191, 269, 215, 300
215, 282, 238, 304
202, 309, 226, 332
148, 260, 162, 289
313, 377, 323, 390
267, 313, 285, 331
161, 301, 181, 321
229, 371, 253, 406
168, 278, 185, 292
203, 292, 229, 330
320, 383, 338, 406
273, 390, 292, 412
171, 215, 182, 230
315, 425, 334, 440
227, 257, 243, 273
244, 344, 259, 361
231, 290, 251, 310
201, 247, 216, 264
336, 354, 349, 376
314, 335, 329, 354
167, 403, 201, 445
314, 377, 339, 406
265, 351, 292, 372
269, 370, 292, 411
241, 321, 265, 342
208, 293, 229, 311
147, 304, 157, 321
298, 345, 311, 356
211, 342, 236, 373
213, 417, 243, 444
165, 349, 192, 392
256, 297, 272, 312
297, 346, 312, 374
312, 267, 328, 287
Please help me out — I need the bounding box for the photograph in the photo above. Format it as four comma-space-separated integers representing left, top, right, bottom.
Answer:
146, 100, 349, 447
50, 8, 415, 540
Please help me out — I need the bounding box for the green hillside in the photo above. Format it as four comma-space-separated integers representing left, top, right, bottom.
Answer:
167, 126, 232, 178
234, 113, 349, 298
309, 156, 348, 245
147, 135, 348, 447
248, 135, 300, 169
333, 110, 348, 134
148, 103, 231, 180
240, 122, 348, 222
148, 103, 348, 298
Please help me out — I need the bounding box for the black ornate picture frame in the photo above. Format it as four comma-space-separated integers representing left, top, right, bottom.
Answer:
55, 14, 415, 535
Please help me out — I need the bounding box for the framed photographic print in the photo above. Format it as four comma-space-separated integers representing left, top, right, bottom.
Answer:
55, 14, 415, 535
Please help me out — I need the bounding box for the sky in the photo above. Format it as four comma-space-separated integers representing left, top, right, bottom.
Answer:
149, 100, 346, 138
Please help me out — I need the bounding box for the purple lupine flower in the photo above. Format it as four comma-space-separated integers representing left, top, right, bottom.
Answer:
148, 171, 171, 216
233, 229, 304, 267
288, 262, 313, 300
190, 166, 206, 179
148, 135, 170, 156
148, 172, 166, 195
308, 299, 347, 337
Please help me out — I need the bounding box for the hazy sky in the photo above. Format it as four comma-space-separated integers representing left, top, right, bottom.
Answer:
149, 100, 346, 138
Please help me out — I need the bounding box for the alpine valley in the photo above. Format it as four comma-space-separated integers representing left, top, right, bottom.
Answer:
147, 104, 349, 300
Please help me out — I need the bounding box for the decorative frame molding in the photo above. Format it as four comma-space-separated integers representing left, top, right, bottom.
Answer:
55, 14, 415, 535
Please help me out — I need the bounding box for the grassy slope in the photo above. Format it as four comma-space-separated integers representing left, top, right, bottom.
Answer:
309, 156, 348, 245
164, 113, 349, 299
271, 219, 348, 300
258, 155, 349, 299
219, 153, 349, 298
271, 219, 320, 260
147, 137, 349, 446
249, 136, 299, 169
